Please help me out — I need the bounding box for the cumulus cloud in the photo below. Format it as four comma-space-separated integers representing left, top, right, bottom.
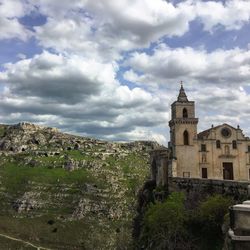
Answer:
1, 0, 250, 143
0, 17, 29, 40
0, 0, 32, 40
32, 0, 195, 61
195, 0, 250, 31
1, 51, 118, 104
0, 51, 168, 141
124, 43, 250, 139
2, 0, 250, 47
184, 85, 250, 136
30, 0, 250, 59
124, 44, 250, 87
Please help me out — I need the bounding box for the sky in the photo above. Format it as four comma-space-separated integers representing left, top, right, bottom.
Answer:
0, 0, 250, 145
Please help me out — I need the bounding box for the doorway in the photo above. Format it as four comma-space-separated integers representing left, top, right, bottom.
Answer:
223, 162, 234, 180
202, 168, 208, 178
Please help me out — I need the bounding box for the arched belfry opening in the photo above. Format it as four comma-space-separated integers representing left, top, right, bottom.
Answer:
183, 130, 189, 145
183, 108, 188, 118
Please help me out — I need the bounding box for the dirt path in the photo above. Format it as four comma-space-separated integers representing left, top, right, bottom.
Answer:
0, 233, 53, 250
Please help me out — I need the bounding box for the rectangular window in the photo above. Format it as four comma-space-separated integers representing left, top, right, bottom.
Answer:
201, 144, 206, 152
183, 172, 190, 178
216, 140, 221, 149
202, 168, 208, 178
232, 140, 237, 149
249, 169, 250, 180
248, 146, 250, 152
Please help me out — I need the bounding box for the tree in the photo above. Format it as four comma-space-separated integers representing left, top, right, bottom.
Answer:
195, 195, 233, 249
142, 192, 186, 250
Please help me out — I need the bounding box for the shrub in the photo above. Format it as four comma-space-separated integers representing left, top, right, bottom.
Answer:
199, 194, 233, 229
142, 192, 186, 250
194, 194, 233, 249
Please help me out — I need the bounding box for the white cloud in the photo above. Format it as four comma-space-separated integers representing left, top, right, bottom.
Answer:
0, 0, 29, 18
1, 0, 250, 46
185, 85, 250, 137
0, 51, 168, 143
124, 43, 250, 140
31, 0, 196, 62
195, 0, 250, 31
1, 51, 118, 103
105, 128, 168, 145
31, 0, 250, 59
0, 17, 30, 40
0, 0, 33, 40
1, 0, 250, 143
124, 44, 250, 87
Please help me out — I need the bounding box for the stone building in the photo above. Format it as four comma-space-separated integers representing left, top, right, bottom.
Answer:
151, 84, 250, 185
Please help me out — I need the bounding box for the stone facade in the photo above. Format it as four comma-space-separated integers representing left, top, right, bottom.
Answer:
169, 86, 250, 181
149, 147, 169, 186
169, 85, 250, 181
151, 85, 250, 184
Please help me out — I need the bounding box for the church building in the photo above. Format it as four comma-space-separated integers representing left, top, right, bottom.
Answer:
151, 84, 250, 185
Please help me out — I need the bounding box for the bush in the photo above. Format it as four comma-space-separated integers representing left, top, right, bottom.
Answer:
142, 192, 186, 250
139, 193, 233, 250
199, 194, 233, 230
193, 194, 233, 249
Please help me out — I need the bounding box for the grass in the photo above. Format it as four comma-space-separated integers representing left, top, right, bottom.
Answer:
65, 150, 84, 159
0, 215, 124, 250
0, 150, 150, 249
0, 126, 6, 137
0, 163, 95, 195
0, 235, 36, 249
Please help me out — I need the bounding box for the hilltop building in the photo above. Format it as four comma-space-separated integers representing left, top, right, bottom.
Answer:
151, 84, 250, 185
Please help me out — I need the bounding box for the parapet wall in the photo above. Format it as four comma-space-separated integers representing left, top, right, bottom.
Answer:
168, 177, 250, 207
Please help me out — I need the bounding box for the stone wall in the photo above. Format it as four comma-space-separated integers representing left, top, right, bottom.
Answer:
149, 147, 169, 186
168, 177, 250, 207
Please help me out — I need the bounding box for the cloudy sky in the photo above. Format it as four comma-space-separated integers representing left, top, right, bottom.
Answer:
0, 0, 250, 145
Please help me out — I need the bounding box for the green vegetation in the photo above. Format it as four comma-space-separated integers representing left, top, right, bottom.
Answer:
0, 235, 36, 249
0, 125, 6, 137
139, 193, 233, 250
0, 215, 120, 249
192, 195, 233, 250
142, 192, 186, 250
66, 149, 92, 160
0, 164, 93, 194
0, 148, 149, 249
0, 123, 157, 249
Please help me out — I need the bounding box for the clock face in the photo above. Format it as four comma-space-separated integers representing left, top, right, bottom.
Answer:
221, 127, 231, 138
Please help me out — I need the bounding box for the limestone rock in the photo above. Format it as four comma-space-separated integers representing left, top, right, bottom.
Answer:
13, 192, 41, 213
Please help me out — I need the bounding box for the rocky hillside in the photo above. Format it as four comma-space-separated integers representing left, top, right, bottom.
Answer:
0, 122, 158, 249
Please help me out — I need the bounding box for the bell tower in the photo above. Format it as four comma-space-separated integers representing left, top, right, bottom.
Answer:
169, 82, 199, 177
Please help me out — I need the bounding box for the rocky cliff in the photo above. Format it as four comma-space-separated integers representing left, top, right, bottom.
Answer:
0, 122, 158, 249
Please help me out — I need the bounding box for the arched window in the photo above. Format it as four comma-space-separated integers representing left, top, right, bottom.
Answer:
183, 130, 189, 145
216, 140, 221, 148
183, 108, 188, 118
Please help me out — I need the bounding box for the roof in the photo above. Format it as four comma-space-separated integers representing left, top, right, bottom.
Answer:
197, 123, 239, 139
177, 83, 188, 102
